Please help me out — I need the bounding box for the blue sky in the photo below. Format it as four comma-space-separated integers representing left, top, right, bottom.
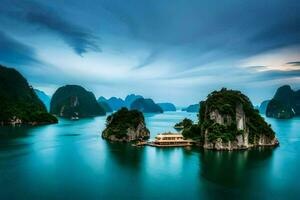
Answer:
0, 0, 299, 105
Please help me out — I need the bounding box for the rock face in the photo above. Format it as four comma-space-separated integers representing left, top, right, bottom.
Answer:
158, 103, 176, 111
131, 98, 163, 113
198, 88, 278, 150
50, 85, 105, 118
266, 85, 300, 119
259, 100, 270, 114
0, 65, 57, 125
182, 104, 200, 112
102, 108, 150, 142
34, 89, 51, 111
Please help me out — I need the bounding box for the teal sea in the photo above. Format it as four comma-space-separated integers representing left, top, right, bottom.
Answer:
0, 111, 300, 199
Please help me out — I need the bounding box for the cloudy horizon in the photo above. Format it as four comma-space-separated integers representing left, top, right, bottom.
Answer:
0, 0, 300, 106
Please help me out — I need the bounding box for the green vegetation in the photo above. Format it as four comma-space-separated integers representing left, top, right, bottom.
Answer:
182, 124, 203, 141
175, 118, 193, 129
181, 88, 275, 144
0, 65, 57, 125
50, 85, 105, 118
198, 88, 275, 143
102, 108, 149, 139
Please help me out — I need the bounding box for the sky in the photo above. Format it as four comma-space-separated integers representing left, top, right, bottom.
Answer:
0, 0, 300, 106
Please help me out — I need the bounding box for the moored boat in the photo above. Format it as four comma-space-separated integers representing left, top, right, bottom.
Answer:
148, 132, 194, 147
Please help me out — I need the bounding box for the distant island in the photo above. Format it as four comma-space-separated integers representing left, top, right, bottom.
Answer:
131, 98, 163, 113
98, 101, 113, 112
102, 107, 150, 142
182, 88, 279, 150
50, 85, 106, 119
0, 65, 57, 125
266, 85, 300, 119
98, 96, 125, 111
259, 100, 270, 114
34, 89, 51, 111
157, 103, 176, 111
124, 94, 143, 108
182, 104, 200, 112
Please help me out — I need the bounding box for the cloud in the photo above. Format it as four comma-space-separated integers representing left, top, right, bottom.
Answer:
287, 61, 300, 66
0, 31, 39, 65
0, 0, 101, 55
133, 49, 162, 69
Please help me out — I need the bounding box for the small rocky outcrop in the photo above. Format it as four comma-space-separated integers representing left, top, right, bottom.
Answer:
266, 85, 300, 119
197, 88, 279, 150
0, 65, 57, 125
50, 85, 105, 118
102, 108, 150, 142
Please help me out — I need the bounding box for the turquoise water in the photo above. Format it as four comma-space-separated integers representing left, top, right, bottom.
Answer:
0, 112, 300, 199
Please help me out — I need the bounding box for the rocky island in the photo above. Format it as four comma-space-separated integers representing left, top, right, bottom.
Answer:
0, 65, 57, 125
50, 85, 105, 119
266, 85, 300, 119
182, 88, 279, 150
102, 108, 150, 142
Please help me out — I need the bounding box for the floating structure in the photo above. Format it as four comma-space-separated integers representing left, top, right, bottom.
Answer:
148, 132, 194, 147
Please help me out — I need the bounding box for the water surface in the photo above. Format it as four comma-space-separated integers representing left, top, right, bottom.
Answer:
0, 112, 299, 199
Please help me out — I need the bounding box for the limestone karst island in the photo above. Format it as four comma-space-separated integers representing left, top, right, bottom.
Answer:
0, 1, 300, 199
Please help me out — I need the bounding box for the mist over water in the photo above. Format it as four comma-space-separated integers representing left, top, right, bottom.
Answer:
0, 112, 299, 199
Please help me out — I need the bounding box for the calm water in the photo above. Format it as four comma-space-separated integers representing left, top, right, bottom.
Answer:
0, 111, 300, 199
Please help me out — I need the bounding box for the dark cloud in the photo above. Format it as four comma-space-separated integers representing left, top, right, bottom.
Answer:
254, 69, 300, 82
287, 61, 300, 66
97, 0, 300, 69
0, 0, 101, 55
0, 31, 38, 65
246, 66, 268, 71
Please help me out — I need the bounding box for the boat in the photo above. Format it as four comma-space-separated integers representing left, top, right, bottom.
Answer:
148, 132, 194, 147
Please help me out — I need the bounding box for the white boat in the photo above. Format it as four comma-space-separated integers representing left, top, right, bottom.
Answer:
148, 132, 194, 147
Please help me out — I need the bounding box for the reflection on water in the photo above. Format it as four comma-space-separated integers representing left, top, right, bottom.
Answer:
199, 148, 274, 187
0, 112, 299, 199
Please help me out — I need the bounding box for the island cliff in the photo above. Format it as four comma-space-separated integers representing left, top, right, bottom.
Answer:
183, 88, 279, 150
0, 65, 57, 125
102, 108, 150, 142
50, 85, 105, 118
199, 88, 279, 150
